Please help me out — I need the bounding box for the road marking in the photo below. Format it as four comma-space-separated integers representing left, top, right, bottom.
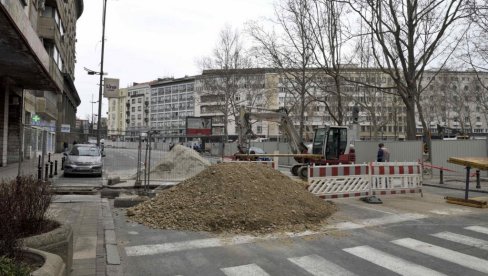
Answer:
429, 208, 471, 216
465, 225, 488, 235
431, 232, 488, 250
288, 254, 356, 276
125, 212, 426, 257
343, 245, 446, 276
125, 236, 258, 256
328, 213, 427, 231
221, 264, 270, 276
392, 238, 488, 274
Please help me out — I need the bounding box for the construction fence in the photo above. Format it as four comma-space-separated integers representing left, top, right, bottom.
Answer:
6, 128, 488, 183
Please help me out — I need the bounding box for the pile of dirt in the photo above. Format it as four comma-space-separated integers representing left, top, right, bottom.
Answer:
127, 163, 335, 234
148, 145, 211, 180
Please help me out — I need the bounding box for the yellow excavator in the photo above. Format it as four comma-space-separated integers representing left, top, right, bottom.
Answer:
236, 106, 356, 178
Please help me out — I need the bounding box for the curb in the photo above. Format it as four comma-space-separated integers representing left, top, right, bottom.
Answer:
423, 183, 488, 194
102, 198, 123, 275
26, 247, 66, 276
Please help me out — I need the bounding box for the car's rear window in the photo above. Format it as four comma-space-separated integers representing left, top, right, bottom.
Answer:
70, 147, 99, 156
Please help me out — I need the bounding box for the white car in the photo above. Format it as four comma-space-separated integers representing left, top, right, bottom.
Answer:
63, 144, 103, 177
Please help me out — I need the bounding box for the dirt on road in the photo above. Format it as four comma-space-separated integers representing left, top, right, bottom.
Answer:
127, 162, 335, 234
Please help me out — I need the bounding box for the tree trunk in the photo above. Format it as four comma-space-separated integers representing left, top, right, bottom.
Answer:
404, 93, 417, 140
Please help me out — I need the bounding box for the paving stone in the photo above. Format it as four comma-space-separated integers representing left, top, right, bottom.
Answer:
106, 244, 121, 265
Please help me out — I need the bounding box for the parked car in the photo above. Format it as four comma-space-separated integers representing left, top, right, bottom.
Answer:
247, 147, 272, 161
63, 144, 103, 177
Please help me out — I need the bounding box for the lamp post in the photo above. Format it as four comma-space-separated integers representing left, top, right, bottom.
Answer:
84, 0, 108, 146
97, 0, 108, 146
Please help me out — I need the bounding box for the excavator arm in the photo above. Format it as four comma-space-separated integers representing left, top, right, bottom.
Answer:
238, 106, 308, 154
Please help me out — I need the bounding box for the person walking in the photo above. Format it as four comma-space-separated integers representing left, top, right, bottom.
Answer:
377, 143, 390, 162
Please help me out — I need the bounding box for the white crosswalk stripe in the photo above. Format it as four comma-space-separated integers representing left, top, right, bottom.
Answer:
220, 264, 270, 276
431, 231, 488, 250
343, 245, 446, 276
288, 254, 356, 276
465, 225, 488, 235
392, 238, 488, 274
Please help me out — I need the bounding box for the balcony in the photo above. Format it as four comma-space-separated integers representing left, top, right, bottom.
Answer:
35, 92, 57, 120
38, 16, 60, 42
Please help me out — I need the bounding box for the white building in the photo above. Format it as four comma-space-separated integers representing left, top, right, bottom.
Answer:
106, 88, 127, 140
126, 82, 153, 138
149, 76, 196, 140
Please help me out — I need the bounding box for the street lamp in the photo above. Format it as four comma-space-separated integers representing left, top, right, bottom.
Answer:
83, 0, 108, 146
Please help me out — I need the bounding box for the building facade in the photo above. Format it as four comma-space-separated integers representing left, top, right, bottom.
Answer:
194, 68, 488, 142
149, 76, 196, 141
106, 87, 127, 140
0, 0, 83, 166
126, 82, 152, 138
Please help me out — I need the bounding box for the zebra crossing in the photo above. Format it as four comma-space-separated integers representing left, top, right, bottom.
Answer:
214, 225, 488, 276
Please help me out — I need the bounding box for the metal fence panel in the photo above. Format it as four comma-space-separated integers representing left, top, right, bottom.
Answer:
354, 141, 423, 164
431, 140, 487, 176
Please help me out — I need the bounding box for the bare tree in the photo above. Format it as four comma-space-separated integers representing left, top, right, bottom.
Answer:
307, 0, 353, 125
465, 0, 488, 124
197, 25, 255, 142
342, 0, 469, 141
247, 0, 316, 138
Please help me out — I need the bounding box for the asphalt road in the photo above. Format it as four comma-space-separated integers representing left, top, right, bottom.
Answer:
112, 187, 488, 276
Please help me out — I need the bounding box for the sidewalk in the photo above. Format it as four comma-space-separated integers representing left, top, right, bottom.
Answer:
49, 194, 122, 276
0, 153, 64, 180
423, 175, 488, 194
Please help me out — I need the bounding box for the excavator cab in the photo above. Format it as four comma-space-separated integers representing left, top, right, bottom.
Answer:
312, 126, 349, 163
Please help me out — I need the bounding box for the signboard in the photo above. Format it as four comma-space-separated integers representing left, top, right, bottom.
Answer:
103, 78, 120, 98
186, 117, 212, 136
61, 124, 71, 133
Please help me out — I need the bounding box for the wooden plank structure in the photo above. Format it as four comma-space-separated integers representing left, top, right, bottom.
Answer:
447, 157, 488, 207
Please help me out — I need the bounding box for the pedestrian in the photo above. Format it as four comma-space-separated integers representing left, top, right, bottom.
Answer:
63, 142, 68, 152
73, 140, 77, 145
377, 143, 390, 162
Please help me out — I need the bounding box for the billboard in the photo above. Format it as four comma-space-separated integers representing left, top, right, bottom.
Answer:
103, 78, 120, 98
186, 117, 212, 136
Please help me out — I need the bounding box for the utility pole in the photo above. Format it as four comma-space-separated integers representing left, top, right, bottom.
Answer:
97, 0, 108, 146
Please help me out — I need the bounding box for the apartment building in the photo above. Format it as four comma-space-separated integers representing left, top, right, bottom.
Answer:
195, 67, 488, 141
195, 69, 280, 141
126, 82, 152, 138
106, 88, 127, 140
149, 76, 196, 140
0, 0, 83, 165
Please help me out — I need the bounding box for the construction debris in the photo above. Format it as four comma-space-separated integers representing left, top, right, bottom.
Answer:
147, 145, 211, 180
127, 163, 335, 234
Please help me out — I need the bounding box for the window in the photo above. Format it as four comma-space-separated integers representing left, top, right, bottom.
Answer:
131, 107, 135, 112
138, 106, 141, 111
138, 98, 142, 103
257, 126, 262, 134
132, 99, 135, 104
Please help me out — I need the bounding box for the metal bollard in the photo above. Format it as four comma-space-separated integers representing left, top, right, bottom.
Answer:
439, 169, 444, 184
49, 161, 53, 178
38, 155, 41, 168
54, 160, 58, 176
38, 166, 42, 180
45, 164, 49, 181
476, 170, 481, 189
48, 153, 51, 162
61, 157, 65, 170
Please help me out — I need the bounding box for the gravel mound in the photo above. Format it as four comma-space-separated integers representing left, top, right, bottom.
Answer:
127, 162, 335, 234
148, 145, 211, 180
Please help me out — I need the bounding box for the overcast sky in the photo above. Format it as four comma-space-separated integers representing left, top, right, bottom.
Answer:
74, 0, 275, 120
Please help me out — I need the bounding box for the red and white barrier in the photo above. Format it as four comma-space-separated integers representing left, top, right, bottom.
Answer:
308, 164, 371, 198
308, 162, 422, 199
